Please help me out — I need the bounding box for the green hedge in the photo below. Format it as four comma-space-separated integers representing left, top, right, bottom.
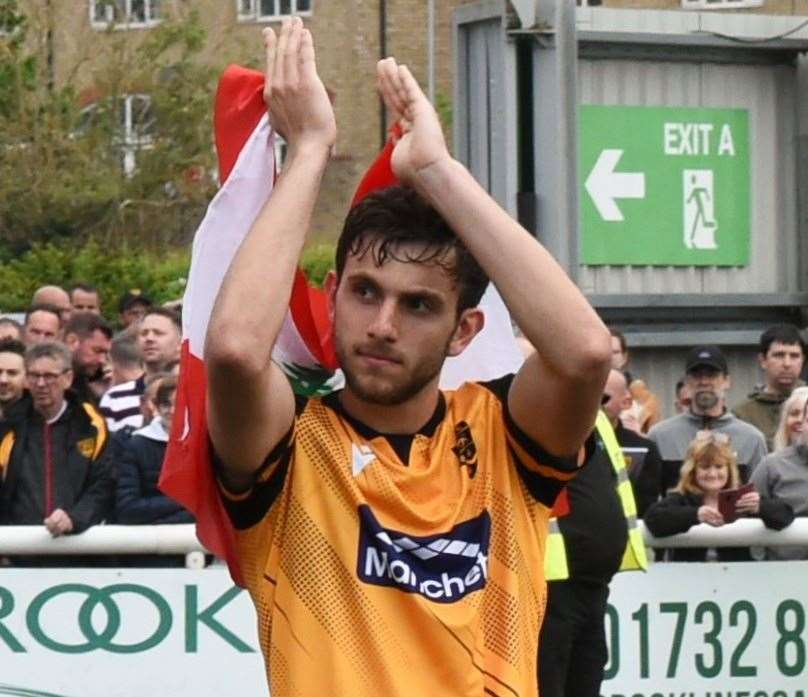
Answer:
0, 240, 336, 318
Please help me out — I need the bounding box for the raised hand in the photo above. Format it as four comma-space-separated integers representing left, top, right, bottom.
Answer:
263, 18, 336, 156
376, 57, 450, 186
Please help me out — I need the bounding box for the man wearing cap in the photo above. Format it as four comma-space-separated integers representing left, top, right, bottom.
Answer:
118, 291, 152, 330
648, 345, 767, 492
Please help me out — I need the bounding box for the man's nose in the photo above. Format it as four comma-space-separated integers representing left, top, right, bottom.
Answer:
367, 300, 398, 341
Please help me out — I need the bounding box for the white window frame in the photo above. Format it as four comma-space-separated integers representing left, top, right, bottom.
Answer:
681, 0, 764, 9
79, 94, 155, 175
237, 0, 313, 23
90, 0, 162, 30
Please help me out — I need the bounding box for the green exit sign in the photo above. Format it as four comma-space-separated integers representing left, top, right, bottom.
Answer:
579, 105, 750, 267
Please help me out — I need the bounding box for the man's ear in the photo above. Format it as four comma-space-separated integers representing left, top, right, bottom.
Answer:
324, 270, 338, 322
63, 332, 78, 350
447, 308, 485, 358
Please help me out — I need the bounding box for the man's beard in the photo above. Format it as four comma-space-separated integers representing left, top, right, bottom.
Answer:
692, 389, 720, 412
336, 337, 450, 407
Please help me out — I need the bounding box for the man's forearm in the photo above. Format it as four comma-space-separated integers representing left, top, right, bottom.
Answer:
206, 143, 330, 366
411, 157, 607, 374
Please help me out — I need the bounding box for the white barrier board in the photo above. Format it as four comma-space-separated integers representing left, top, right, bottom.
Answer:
0, 568, 267, 697
2, 563, 807, 696
603, 561, 808, 697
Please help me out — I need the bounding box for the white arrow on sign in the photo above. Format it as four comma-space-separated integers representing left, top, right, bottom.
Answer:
585, 149, 646, 222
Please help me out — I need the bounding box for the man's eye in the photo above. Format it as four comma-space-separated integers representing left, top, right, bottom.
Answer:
406, 297, 431, 313
355, 284, 376, 300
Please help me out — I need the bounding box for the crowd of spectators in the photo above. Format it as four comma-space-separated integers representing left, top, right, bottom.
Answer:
0, 283, 187, 567
610, 323, 808, 562
1, 281, 806, 566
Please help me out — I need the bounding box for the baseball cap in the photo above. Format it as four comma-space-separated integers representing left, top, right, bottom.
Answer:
119, 290, 153, 313
685, 345, 728, 374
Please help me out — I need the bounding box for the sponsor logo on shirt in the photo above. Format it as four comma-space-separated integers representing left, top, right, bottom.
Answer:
356, 505, 490, 603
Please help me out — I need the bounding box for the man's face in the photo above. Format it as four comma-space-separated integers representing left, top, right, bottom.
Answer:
138, 315, 180, 367
760, 342, 804, 394
24, 311, 60, 345
26, 356, 71, 416
685, 366, 729, 413
610, 335, 627, 370
0, 351, 25, 406
71, 289, 101, 315
602, 369, 631, 423
120, 302, 149, 328
331, 246, 464, 406
70, 329, 111, 376
35, 289, 72, 323
0, 323, 22, 342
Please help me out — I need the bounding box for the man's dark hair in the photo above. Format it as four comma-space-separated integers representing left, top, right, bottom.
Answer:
155, 374, 178, 408
335, 186, 489, 314
759, 324, 806, 357
0, 317, 22, 336
144, 306, 181, 332
0, 338, 26, 358
70, 282, 98, 297
25, 303, 63, 327
63, 312, 113, 340
610, 328, 627, 354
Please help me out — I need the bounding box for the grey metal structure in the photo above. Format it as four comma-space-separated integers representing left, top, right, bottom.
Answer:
454, 2, 808, 417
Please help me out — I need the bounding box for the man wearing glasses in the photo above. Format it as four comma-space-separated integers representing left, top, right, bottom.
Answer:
0, 342, 113, 541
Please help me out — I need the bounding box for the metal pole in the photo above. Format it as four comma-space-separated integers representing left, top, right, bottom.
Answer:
427, 0, 436, 103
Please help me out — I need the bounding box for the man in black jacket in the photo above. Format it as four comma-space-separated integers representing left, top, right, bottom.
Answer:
0, 342, 113, 537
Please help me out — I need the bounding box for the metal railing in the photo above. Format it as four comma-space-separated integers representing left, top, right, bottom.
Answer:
1, 520, 807, 564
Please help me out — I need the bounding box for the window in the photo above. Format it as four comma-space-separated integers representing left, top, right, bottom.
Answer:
681, 0, 764, 9
237, 0, 312, 22
79, 94, 155, 175
90, 0, 162, 29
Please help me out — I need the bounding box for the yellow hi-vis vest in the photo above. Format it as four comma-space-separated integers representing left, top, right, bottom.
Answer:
544, 410, 648, 581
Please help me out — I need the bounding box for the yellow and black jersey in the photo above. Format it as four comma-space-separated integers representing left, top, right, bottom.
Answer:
216, 374, 579, 697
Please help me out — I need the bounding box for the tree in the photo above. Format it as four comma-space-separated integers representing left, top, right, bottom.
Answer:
0, 0, 218, 256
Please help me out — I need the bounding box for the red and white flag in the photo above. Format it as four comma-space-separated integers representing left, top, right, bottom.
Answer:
160, 66, 522, 585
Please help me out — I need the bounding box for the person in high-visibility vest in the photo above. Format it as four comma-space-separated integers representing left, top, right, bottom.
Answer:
539, 409, 647, 697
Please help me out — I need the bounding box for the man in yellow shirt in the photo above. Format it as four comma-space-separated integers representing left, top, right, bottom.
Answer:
205, 20, 611, 697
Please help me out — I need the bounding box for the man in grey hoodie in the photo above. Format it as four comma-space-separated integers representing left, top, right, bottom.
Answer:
733, 324, 805, 451
649, 345, 767, 492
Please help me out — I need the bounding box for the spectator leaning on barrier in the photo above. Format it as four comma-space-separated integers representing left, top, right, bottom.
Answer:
0, 339, 27, 421
63, 313, 113, 405
115, 375, 191, 527
69, 283, 102, 316
601, 368, 664, 516
732, 324, 806, 452
644, 431, 793, 562
23, 304, 62, 346
0, 342, 114, 537
648, 345, 768, 492
772, 386, 808, 452
750, 401, 808, 560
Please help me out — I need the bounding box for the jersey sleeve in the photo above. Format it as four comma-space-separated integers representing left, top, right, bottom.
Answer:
480, 374, 584, 507
213, 394, 307, 530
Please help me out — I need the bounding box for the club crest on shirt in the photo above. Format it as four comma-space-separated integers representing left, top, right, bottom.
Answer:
76, 437, 96, 459
356, 505, 491, 603
451, 421, 478, 478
